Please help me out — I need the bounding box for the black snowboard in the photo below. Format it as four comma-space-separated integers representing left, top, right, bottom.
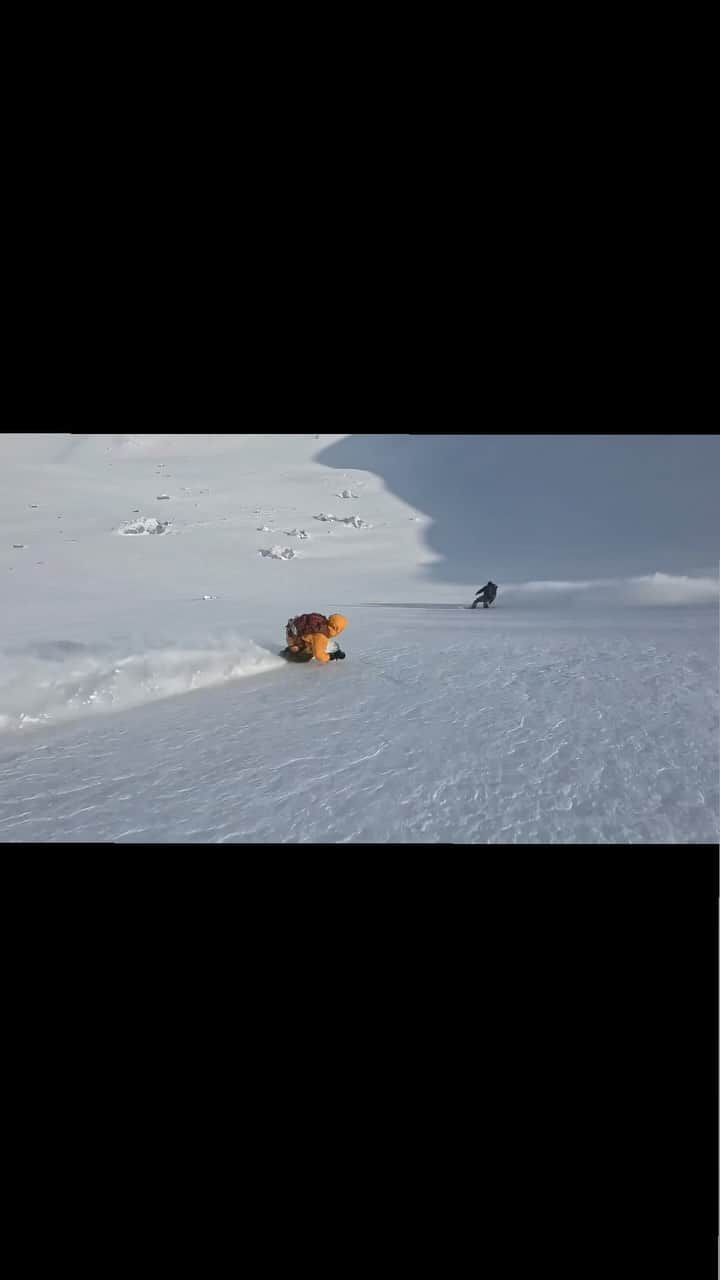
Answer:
280, 647, 313, 663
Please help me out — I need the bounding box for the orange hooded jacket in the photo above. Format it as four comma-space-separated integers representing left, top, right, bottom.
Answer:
298, 613, 347, 662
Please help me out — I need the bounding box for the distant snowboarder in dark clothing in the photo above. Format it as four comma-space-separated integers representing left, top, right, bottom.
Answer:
471, 581, 497, 609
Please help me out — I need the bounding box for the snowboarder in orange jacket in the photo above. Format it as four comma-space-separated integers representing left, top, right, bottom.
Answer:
283, 613, 347, 662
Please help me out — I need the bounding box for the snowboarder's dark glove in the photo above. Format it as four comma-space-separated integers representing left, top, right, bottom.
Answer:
328, 649, 346, 660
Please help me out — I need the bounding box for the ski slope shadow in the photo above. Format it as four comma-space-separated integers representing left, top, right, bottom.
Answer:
316, 434, 720, 586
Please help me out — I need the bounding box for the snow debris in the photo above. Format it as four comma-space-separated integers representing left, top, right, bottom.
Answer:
117, 517, 171, 536
314, 513, 371, 528
259, 546, 297, 560
340, 515, 371, 529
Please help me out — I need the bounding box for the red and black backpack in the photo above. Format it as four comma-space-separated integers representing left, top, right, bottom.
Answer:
286, 613, 329, 650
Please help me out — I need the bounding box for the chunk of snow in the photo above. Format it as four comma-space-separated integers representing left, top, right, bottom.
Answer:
314, 512, 371, 528
259, 545, 296, 560
117, 517, 171, 536
340, 515, 371, 529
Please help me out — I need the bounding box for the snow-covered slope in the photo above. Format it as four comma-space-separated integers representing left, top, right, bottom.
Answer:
0, 433, 717, 843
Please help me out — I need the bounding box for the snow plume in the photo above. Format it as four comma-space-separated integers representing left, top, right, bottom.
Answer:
0, 636, 284, 733
502, 573, 719, 608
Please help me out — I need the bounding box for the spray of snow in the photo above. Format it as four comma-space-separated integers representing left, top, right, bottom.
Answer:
501, 573, 719, 608
0, 637, 284, 733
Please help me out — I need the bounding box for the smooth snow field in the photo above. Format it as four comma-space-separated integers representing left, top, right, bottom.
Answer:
0, 433, 717, 844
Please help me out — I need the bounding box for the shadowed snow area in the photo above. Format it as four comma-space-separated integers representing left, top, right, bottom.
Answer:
317, 434, 720, 584
0, 433, 717, 843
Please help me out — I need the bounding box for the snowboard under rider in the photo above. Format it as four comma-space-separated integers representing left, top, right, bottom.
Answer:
283, 612, 348, 663
472, 581, 497, 609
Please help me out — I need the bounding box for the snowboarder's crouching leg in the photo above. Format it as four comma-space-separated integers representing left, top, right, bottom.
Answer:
309, 614, 347, 662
